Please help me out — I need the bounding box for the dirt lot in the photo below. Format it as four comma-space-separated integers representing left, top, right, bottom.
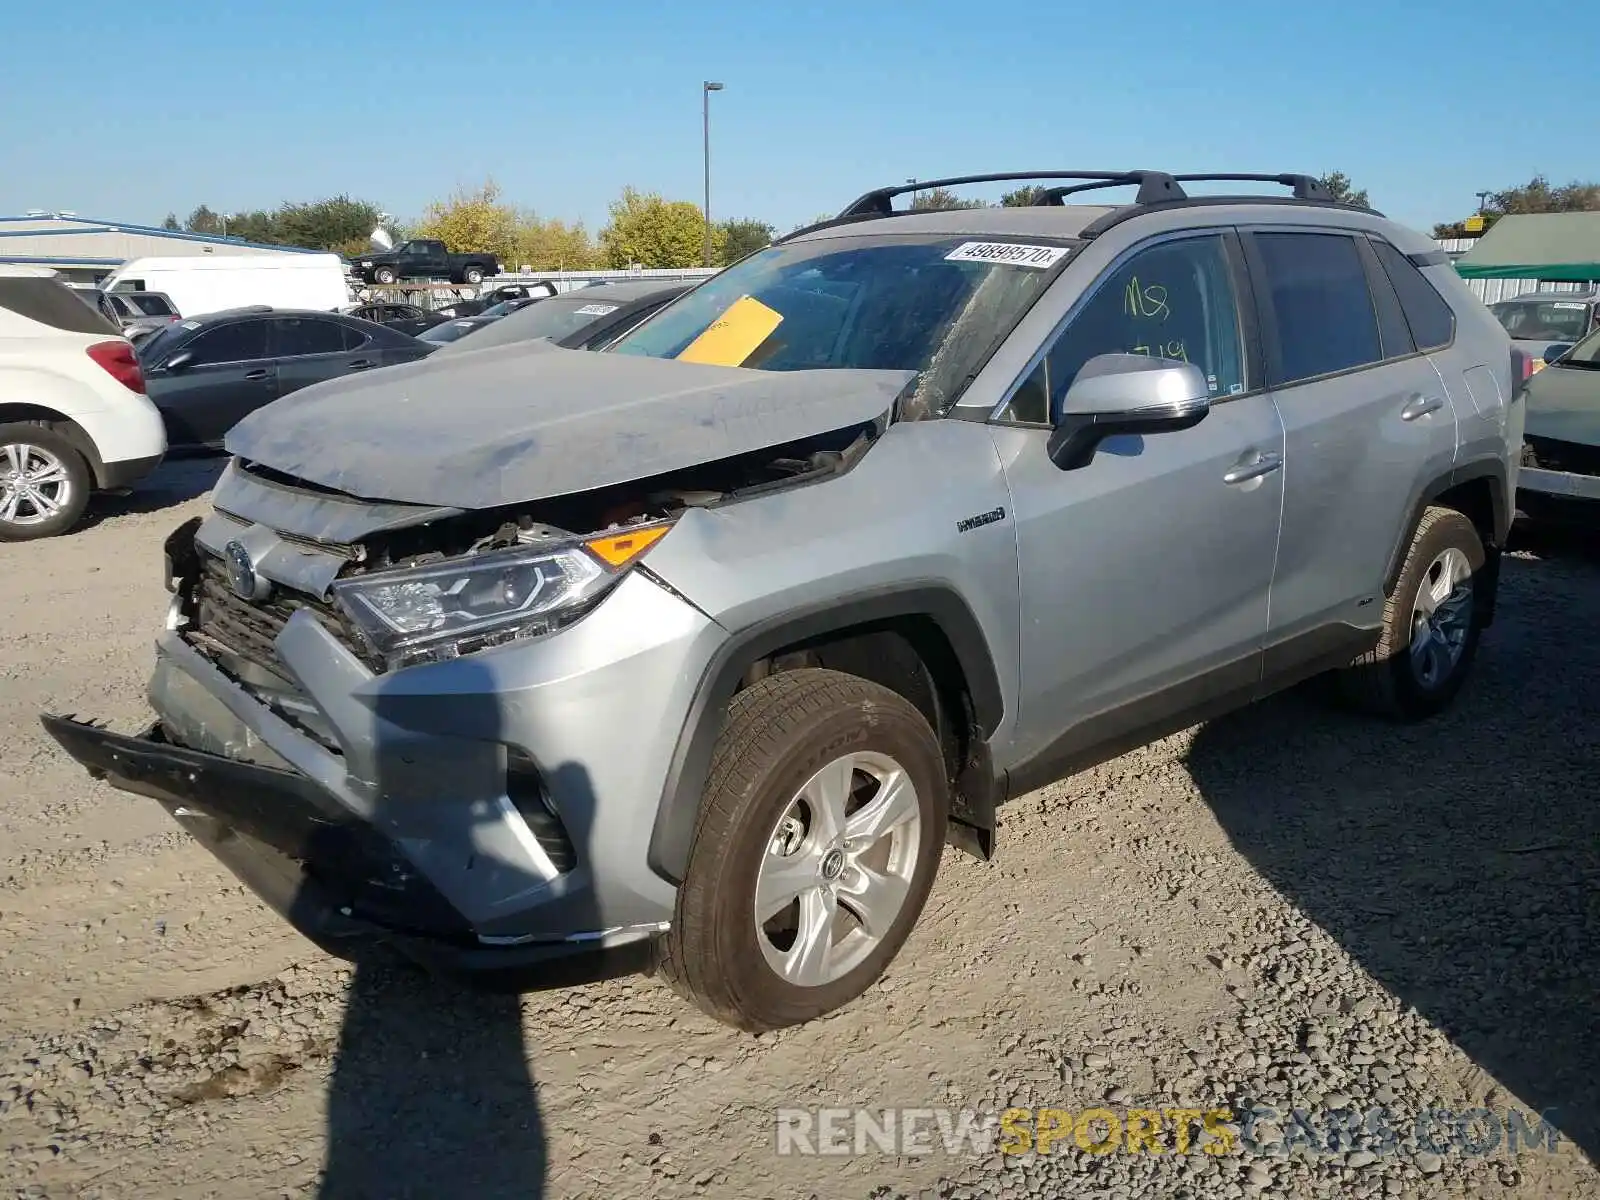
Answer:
2, 463, 1597, 1200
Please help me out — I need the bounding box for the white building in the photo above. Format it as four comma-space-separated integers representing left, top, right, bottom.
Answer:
0, 212, 322, 285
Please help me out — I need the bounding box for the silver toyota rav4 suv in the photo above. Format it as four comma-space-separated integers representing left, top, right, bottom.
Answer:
46, 171, 1523, 1032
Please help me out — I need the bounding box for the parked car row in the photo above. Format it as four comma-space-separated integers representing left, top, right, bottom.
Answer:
0, 265, 693, 538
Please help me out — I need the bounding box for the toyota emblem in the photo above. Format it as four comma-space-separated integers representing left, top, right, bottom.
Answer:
223, 540, 269, 602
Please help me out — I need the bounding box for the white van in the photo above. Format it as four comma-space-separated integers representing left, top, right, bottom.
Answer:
101, 252, 350, 318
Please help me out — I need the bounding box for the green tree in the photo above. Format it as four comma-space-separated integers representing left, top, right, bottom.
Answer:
184, 205, 221, 235
600, 187, 723, 268
908, 187, 986, 211
1317, 172, 1370, 209
512, 212, 600, 271
717, 218, 774, 265
414, 179, 519, 261
1000, 185, 1049, 207
160, 213, 181, 231
275, 195, 384, 257
1432, 175, 1600, 238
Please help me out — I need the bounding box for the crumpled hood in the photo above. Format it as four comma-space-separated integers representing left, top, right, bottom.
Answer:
225, 342, 915, 509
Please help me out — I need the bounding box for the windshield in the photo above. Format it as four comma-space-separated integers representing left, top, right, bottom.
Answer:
1551, 324, 1600, 370
607, 234, 1074, 415
419, 320, 481, 343
1490, 299, 1593, 342
457, 297, 619, 347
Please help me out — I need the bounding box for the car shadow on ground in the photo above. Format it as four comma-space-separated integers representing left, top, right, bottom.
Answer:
304, 649, 648, 1198
82, 455, 225, 528
1184, 537, 1600, 1165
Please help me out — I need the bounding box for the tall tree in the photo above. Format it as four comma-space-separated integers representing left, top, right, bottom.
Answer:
600, 187, 723, 269
512, 213, 599, 271
908, 187, 986, 211
1317, 172, 1370, 209
184, 205, 220, 235
1000, 185, 1049, 207
414, 179, 519, 261
717, 219, 774, 265
275, 195, 384, 257
160, 213, 181, 231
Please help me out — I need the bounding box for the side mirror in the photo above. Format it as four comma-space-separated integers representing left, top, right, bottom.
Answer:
1543, 342, 1574, 365
162, 349, 195, 372
1048, 353, 1211, 471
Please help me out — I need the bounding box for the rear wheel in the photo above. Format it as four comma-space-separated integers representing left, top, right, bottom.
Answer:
657, 669, 947, 1032
463, 265, 485, 285
1338, 506, 1486, 720
0, 424, 92, 541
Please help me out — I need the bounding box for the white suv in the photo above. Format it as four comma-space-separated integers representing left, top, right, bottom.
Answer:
0, 266, 167, 540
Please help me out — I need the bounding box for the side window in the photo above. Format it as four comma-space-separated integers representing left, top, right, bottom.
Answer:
997, 234, 1246, 425
1371, 240, 1456, 352
184, 321, 268, 365
1359, 240, 1415, 360
272, 317, 348, 357
1253, 232, 1382, 386
340, 323, 370, 351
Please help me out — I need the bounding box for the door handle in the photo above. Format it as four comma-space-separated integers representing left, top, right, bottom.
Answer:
1401, 394, 1444, 421
347, 360, 376, 370
243, 369, 269, 381
1223, 452, 1283, 485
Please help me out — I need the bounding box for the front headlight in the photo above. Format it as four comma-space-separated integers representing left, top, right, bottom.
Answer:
331, 523, 671, 669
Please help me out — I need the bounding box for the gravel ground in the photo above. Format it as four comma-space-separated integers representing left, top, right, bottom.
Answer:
1, 463, 1597, 1199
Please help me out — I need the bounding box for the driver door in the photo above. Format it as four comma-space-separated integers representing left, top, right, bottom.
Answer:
986, 231, 1286, 777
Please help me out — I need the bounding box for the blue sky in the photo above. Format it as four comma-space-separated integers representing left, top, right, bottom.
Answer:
5, 0, 1586, 238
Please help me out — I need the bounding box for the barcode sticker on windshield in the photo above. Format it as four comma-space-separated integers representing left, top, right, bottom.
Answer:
1553, 302, 1586, 310
944, 241, 1069, 269
574, 304, 620, 316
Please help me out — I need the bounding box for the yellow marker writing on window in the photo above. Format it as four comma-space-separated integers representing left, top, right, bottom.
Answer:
674, 295, 785, 366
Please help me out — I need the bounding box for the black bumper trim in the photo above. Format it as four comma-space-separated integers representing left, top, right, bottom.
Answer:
39, 714, 640, 982
97, 453, 164, 490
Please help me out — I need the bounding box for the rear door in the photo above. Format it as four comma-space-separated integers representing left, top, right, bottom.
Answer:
1244, 228, 1459, 656
145, 318, 274, 447
269, 316, 375, 398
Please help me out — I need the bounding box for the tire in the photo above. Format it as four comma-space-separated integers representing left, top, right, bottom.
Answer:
1338, 506, 1487, 720
373, 267, 396, 285
657, 668, 948, 1032
0, 424, 92, 542
463, 266, 485, 285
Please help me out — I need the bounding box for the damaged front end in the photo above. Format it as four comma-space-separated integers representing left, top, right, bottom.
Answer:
43, 370, 896, 975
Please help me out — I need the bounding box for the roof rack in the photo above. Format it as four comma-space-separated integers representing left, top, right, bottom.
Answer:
838, 171, 1183, 218
775, 171, 1376, 247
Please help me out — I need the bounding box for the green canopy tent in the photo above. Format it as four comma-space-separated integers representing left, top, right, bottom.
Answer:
1453, 212, 1600, 282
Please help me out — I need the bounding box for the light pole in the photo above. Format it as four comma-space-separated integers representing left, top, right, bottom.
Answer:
907, 177, 917, 207
702, 81, 724, 267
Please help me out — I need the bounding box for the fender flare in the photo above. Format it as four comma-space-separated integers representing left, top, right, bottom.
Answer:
646, 585, 1006, 885
1383, 457, 1510, 596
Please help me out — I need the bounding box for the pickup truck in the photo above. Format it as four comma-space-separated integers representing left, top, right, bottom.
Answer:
351, 239, 502, 286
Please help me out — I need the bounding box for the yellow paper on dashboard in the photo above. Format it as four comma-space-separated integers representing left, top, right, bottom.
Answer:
674, 295, 783, 366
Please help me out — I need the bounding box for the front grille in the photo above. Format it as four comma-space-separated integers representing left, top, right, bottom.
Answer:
188, 552, 380, 678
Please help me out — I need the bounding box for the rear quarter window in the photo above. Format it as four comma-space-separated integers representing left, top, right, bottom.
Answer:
0, 278, 121, 336
1371, 240, 1456, 351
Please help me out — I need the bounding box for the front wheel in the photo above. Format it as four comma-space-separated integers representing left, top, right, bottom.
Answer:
0, 425, 92, 541
1338, 506, 1487, 720
657, 669, 948, 1032
373, 267, 396, 285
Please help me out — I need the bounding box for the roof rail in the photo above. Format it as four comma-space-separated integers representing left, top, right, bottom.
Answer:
837, 171, 1184, 217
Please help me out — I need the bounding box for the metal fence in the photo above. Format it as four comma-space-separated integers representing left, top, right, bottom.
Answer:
1433, 237, 1592, 306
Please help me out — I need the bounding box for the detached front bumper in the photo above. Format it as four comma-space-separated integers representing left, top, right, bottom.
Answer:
41, 714, 643, 978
